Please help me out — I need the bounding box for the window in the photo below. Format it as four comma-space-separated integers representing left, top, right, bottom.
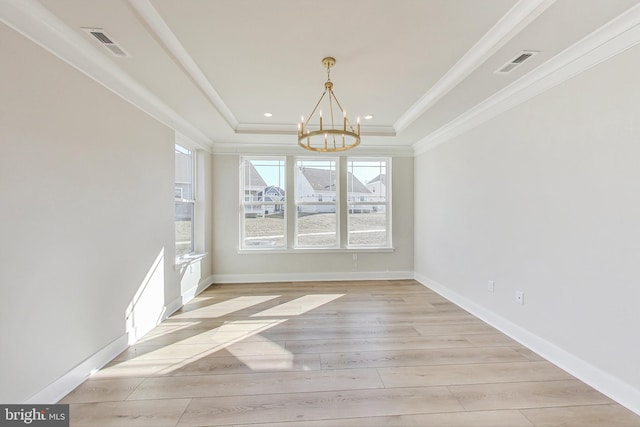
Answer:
175, 144, 195, 257
239, 156, 391, 251
347, 158, 390, 247
241, 157, 286, 249
295, 159, 338, 248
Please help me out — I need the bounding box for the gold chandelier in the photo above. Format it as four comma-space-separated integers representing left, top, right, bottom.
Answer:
298, 57, 360, 152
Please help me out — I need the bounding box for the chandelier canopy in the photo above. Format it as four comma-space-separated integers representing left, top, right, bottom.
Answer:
298, 57, 360, 152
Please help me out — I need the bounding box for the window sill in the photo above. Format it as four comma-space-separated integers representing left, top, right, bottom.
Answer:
238, 247, 395, 255
175, 252, 208, 268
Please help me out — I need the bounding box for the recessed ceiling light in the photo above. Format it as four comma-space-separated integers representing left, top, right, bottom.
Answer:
364, 114, 374, 120
264, 112, 273, 117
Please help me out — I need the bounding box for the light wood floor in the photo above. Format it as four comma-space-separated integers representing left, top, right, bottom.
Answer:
61, 280, 640, 426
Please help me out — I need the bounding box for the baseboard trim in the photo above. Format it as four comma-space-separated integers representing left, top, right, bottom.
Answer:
414, 273, 640, 416
180, 274, 216, 305
24, 334, 128, 404
210, 271, 415, 284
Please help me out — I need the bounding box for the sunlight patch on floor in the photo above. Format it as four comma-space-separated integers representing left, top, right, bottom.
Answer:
250, 294, 345, 317
172, 295, 281, 319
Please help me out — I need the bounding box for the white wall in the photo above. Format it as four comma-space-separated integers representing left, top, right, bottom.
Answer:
0, 23, 193, 402
211, 155, 414, 281
414, 44, 640, 411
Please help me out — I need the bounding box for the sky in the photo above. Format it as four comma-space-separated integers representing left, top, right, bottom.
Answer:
250, 159, 386, 188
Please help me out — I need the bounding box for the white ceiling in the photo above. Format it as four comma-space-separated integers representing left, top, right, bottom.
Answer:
3, 0, 640, 153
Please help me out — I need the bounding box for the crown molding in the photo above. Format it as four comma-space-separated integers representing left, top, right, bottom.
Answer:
394, 0, 556, 133
0, 0, 213, 150
413, 2, 640, 156
235, 123, 397, 137
210, 141, 413, 157
127, 0, 239, 131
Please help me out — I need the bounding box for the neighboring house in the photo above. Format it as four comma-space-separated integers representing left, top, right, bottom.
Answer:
175, 148, 194, 221
244, 160, 268, 216
259, 186, 285, 215
366, 174, 387, 212
297, 167, 371, 213
366, 174, 386, 197
175, 148, 193, 200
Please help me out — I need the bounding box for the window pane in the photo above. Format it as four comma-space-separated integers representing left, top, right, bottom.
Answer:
175, 145, 193, 200
244, 159, 285, 202
242, 157, 286, 249
296, 159, 337, 203
244, 205, 285, 248
347, 159, 387, 203
297, 209, 337, 247
175, 144, 194, 258
348, 206, 387, 246
175, 201, 194, 256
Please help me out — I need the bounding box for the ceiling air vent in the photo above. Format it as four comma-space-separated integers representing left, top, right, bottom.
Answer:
495, 50, 538, 74
82, 28, 130, 58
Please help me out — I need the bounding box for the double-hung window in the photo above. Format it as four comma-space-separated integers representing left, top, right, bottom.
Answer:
295, 158, 338, 248
241, 157, 286, 249
175, 144, 195, 257
346, 158, 390, 247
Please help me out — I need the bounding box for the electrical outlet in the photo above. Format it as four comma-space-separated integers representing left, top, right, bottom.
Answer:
352, 253, 358, 261
516, 291, 524, 305
487, 280, 495, 293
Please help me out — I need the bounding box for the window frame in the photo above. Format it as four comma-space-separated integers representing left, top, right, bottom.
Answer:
175, 143, 196, 259
345, 157, 392, 249
240, 156, 287, 250
238, 156, 393, 252
294, 157, 340, 249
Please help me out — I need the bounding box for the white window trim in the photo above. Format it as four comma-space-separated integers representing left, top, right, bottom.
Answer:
239, 156, 392, 252
346, 157, 392, 249
294, 157, 339, 249
240, 156, 287, 250
175, 143, 197, 262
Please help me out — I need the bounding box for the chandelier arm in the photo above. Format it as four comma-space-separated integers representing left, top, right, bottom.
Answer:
304, 89, 328, 128
329, 92, 356, 133
328, 90, 337, 147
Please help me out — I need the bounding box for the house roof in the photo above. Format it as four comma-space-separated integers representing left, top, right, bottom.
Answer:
368, 174, 387, 185
244, 161, 267, 188
300, 167, 370, 194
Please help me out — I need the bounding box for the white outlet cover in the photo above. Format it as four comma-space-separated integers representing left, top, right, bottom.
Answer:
516, 291, 524, 305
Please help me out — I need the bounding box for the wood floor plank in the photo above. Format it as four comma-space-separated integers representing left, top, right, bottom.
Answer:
377, 360, 573, 387
414, 323, 499, 336
520, 404, 640, 426
285, 335, 474, 354
231, 409, 534, 427
320, 346, 530, 370
165, 353, 321, 376
60, 377, 143, 404
177, 387, 464, 426
449, 379, 614, 411
127, 368, 384, 400
261, 325, 421, 341
68, 399, 191, 427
